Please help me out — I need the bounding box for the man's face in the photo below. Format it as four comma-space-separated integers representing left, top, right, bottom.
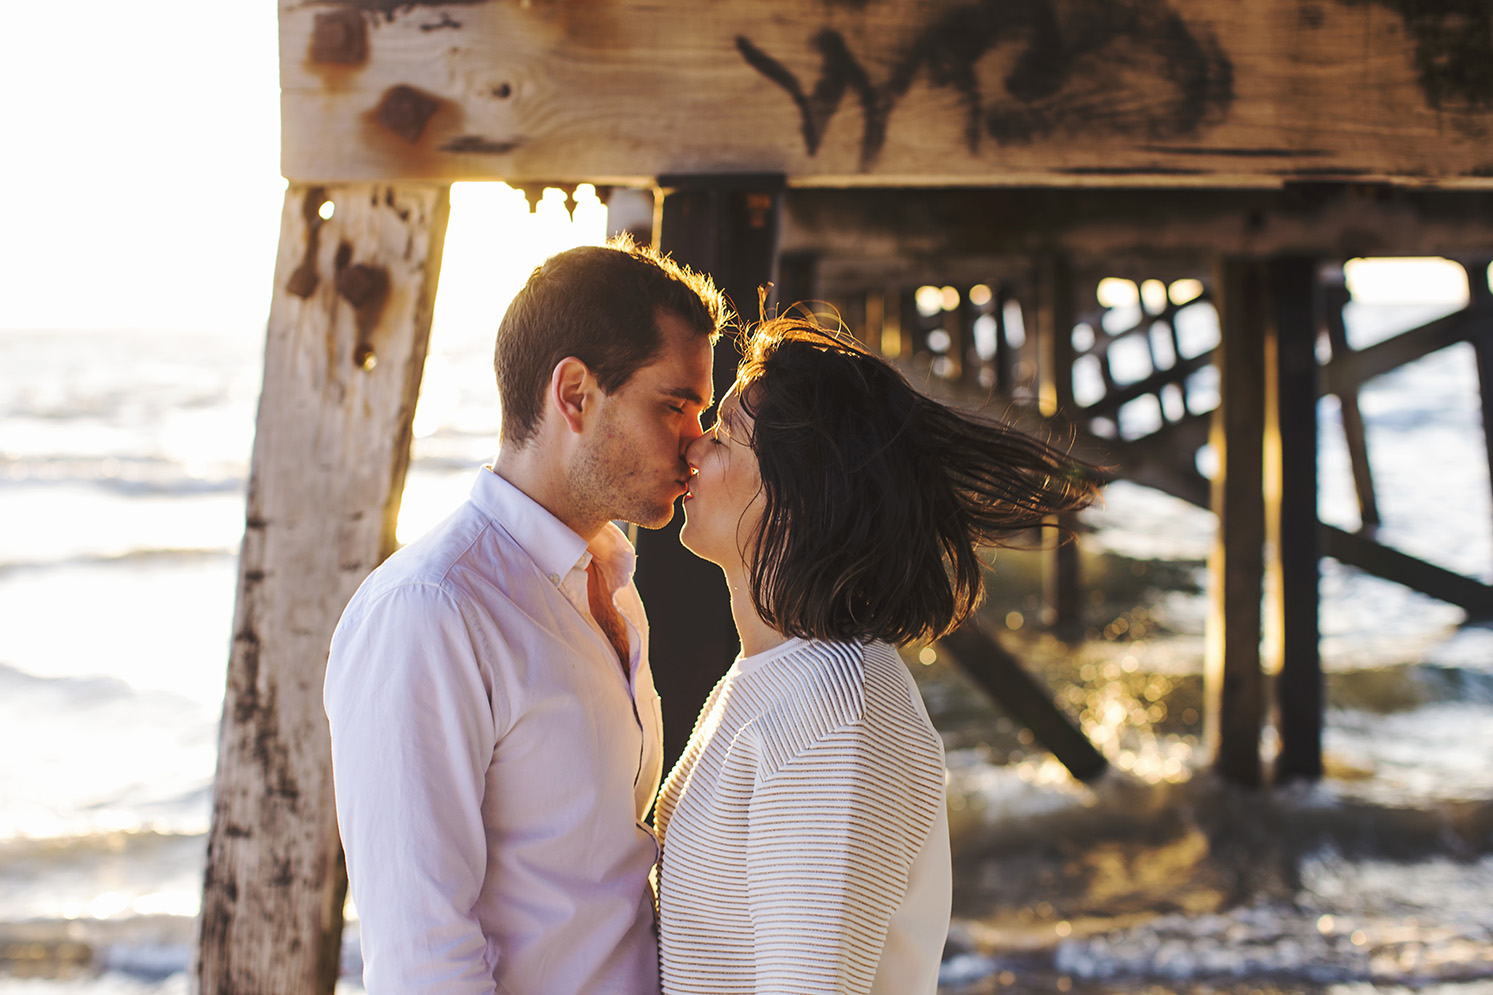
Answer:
568, 309, 714, 529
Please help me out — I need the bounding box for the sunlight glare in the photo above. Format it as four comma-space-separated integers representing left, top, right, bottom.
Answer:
396, 182, 609, 545
1140, 279, 1168, 313
1169, 279, 1203, 305
1343, 257, 1469, 306
430, 183, 608, 350
915, 286, 944, 316
1097, 278, 1139, 309
1, 0, 282, 334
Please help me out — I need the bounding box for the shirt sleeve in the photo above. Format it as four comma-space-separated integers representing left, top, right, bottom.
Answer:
325, 582, 503, 995
743, 721, 942, 995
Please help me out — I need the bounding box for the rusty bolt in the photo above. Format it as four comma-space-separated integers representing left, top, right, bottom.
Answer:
744, 193, 775, 229
311, 8, 368, 65
376, 85, 441, 144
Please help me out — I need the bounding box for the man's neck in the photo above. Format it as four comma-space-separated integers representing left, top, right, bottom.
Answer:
492, 444, 605, 542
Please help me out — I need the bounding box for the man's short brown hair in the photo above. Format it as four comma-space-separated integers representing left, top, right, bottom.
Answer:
494, 236, 727, 445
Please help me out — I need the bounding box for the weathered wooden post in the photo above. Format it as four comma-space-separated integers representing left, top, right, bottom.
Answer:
1267, 256, 1323, 782
1321, 270, 1381, 530
637, 174, 784, 771
1460, 258, 1493, 572
944, 283, 967, 382
1035, 255, 1082, 637
195, 183, 449, 994
992, 285, 1015, 396
1206, 258, 1268, 787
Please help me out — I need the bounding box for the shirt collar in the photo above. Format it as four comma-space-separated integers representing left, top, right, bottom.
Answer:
588, 518, 638, 595
470, 467, 636, 589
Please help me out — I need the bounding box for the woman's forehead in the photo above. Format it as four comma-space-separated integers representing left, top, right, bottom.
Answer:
718, 386, 743, 418
723, 376, 764, 412
714, 388, 758, 443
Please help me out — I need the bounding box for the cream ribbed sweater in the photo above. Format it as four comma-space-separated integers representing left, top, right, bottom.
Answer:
655, 637, 950, 995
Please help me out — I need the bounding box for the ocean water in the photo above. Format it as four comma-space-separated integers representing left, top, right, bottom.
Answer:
0, 297, 1489, 993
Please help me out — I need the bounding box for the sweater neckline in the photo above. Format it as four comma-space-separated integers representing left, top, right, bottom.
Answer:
730, 636, 809, 677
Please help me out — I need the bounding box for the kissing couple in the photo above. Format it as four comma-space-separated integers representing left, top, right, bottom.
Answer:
325, 238, 1098, 994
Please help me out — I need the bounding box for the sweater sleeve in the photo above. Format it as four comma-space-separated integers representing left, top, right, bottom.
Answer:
743, 718, 941, 995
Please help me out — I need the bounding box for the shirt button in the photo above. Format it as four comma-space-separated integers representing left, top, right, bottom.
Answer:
548, 573, 560, 584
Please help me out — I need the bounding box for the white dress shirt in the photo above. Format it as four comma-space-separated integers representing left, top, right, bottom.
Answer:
325, 467, 665, 995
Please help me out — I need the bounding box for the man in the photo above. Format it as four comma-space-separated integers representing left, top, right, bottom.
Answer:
325, 238, 724, 994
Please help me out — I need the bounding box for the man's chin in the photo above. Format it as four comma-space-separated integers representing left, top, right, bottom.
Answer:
627, 501, 678, 531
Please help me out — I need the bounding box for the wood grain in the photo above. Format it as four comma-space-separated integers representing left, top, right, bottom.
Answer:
1204, 257, 1267, 787
195, 182, 450, 995
779, 187, 1493, 274
280, 0, 1493, 187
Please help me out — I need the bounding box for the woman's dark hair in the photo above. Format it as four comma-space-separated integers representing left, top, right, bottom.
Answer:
495, 235, 727, 445
734, 315, 1102, 646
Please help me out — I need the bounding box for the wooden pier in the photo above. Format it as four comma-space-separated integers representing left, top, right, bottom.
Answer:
199, 2, 1493, 989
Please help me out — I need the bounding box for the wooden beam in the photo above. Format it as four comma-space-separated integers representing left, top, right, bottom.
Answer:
1323, 525, 1493, 621
939, 621, 1107, 783
774, 251, 818, 314
1076, 416, 1212, 510
781, 187, 1493, 262
1035, 255, 1081, 637
943, 285, 967, 382
992, 285, 1015, 395
1456, 259, 1493, 567
635, 175, 782, 774
1475, 322, 1493, 573
1206, 258, 1267, 787
1320, 305, 1490, 395
281, 1, 1493, 188
195, 183, 450, 994
1321, 272, 1380, 529
811, 254, 1034, 299
1081, 350, 1216, 420
1267, 256, 1323, 783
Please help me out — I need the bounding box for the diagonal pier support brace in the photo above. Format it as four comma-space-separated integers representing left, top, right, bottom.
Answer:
939, 620, 1108, 783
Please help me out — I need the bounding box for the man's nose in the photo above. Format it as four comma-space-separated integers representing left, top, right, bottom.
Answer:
679, 417, 705, 451
682, 430, 707, 467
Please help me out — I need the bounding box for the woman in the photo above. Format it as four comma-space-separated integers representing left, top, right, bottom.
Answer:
654, 315, 1101, 994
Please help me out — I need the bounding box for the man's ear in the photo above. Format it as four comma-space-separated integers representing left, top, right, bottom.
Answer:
550, 357, 595, 435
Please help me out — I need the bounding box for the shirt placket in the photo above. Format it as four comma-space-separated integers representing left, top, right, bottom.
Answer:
562, 561, 653, 807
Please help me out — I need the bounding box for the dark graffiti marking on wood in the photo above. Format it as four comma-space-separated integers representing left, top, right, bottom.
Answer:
348, 0, 485, 23
739, 0, 1234, 167
737, 30, 884, 159
1341, 0, 1493, 113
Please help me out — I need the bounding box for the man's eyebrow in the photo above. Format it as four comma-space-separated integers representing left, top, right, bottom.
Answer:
659, 385, 709, 406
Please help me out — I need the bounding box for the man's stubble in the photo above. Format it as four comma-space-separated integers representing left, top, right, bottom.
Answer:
567, 416, 679, 532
